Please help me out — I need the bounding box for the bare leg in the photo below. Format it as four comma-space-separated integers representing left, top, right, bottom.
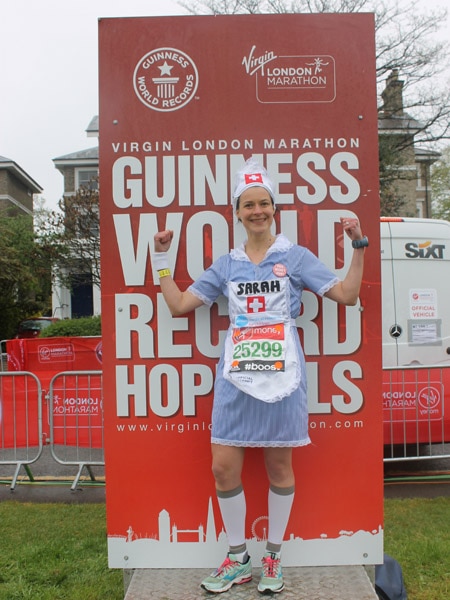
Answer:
263, 446, 294, 487
211, 443, 245, 491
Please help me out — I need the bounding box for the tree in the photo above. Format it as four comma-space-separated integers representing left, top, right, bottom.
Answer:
180, 0, 450, 214
431, 146, 450, 220
0, 211, 53, 340
38, 184, 101, 294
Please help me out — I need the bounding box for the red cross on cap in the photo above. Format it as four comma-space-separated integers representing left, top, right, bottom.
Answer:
245, 173, 263, 184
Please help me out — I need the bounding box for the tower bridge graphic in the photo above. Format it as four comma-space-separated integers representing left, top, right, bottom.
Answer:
107, 496, 382, 569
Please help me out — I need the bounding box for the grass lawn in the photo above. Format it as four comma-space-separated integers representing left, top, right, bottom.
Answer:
383, 496, 450, 600
0, 503, 122, 600
0, 497, 449, 599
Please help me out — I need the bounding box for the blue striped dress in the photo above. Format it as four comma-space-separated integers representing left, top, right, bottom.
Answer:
188, 234, 338, 447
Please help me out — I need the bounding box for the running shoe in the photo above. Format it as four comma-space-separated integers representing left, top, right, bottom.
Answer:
257, 552, 285, 594
201, 553, 253, 593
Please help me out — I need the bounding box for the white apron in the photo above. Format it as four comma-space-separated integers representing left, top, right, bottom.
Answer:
223, 278, 300, 402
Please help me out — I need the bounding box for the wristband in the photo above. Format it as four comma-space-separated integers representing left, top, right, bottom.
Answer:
352, 236, 369, 249
158, 268, 171, 278
152, 252, 169, 271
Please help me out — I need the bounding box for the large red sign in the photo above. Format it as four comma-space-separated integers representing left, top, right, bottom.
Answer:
99, 14, 383, 568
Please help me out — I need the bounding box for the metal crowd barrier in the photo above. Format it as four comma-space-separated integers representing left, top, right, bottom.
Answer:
383, 364, 450, 462
0, 371, 43, 490
48, 370, 104, 490
0, 340, 8, 372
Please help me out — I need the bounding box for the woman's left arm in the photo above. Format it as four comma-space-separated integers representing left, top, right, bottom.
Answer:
324, 217, 366, 306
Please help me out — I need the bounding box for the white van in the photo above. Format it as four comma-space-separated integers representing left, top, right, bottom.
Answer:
381, 217, 450, 367
380, 217, 450, 446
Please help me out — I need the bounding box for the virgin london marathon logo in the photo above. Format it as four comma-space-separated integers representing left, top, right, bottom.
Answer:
133, 48, 199, 112
242, 45, 336, 104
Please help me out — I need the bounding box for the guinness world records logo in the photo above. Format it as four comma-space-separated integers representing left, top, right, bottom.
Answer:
133, 47, 198, 112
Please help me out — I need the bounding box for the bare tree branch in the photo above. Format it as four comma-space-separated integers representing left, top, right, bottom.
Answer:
179, 0, 450, 146
38, 183, 101, 291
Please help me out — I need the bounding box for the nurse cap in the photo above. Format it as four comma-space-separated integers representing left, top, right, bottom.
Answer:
232, 157, 276, 204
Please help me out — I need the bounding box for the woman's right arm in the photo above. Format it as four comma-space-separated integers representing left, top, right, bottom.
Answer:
154, 230, 204, 317
158, 274, 204, 317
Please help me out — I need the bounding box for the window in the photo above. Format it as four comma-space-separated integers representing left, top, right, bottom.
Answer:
76, 169, 98, 191
416, 165, 423, 189
81, 207, 100, 238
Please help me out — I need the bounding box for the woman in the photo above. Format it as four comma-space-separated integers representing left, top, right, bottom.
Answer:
153, 158, 367, 594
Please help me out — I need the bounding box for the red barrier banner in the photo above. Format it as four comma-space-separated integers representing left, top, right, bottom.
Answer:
7, 337, 102, 377
99, 14, 383, 569
7, 338, 103, 447
0, 374, 40, 448
383, 367, 450, 445
50, 372, 103, 448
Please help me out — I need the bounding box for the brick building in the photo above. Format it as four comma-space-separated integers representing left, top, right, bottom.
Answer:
0, 156, 42, 216
378, 70, 439, 217
52, 116, 100, 319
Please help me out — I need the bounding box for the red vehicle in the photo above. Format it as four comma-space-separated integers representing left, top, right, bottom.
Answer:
15, 317, 59, 339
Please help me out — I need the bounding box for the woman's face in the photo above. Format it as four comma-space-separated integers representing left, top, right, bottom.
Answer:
236, 186, 275, 235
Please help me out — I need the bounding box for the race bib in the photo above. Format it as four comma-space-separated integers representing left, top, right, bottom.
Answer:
230, 318, 286, 374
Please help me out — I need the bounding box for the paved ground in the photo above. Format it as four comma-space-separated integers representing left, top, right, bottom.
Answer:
384, 478, 450, 499
384, 445, 450, 498
0, 445, 106, 503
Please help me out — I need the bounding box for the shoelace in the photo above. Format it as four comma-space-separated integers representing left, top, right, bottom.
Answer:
262, 554, 281, 577
214, 557, 235, 576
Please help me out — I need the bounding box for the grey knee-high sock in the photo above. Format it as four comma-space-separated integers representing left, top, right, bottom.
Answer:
266, 484, 295, 554
217, 485, 247, 555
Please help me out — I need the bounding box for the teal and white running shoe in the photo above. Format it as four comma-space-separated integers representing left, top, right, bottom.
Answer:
257, 552, 285, 594
201, 553, 252, 593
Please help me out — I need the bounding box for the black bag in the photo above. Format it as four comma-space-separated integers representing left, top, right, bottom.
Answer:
375, 554, 407, 600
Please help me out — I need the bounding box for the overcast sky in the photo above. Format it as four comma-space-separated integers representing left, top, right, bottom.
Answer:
2, 0, 185, 209
2, 0, 449, 210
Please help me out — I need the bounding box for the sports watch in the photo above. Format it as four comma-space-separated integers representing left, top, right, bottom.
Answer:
351, 236, 369, 249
